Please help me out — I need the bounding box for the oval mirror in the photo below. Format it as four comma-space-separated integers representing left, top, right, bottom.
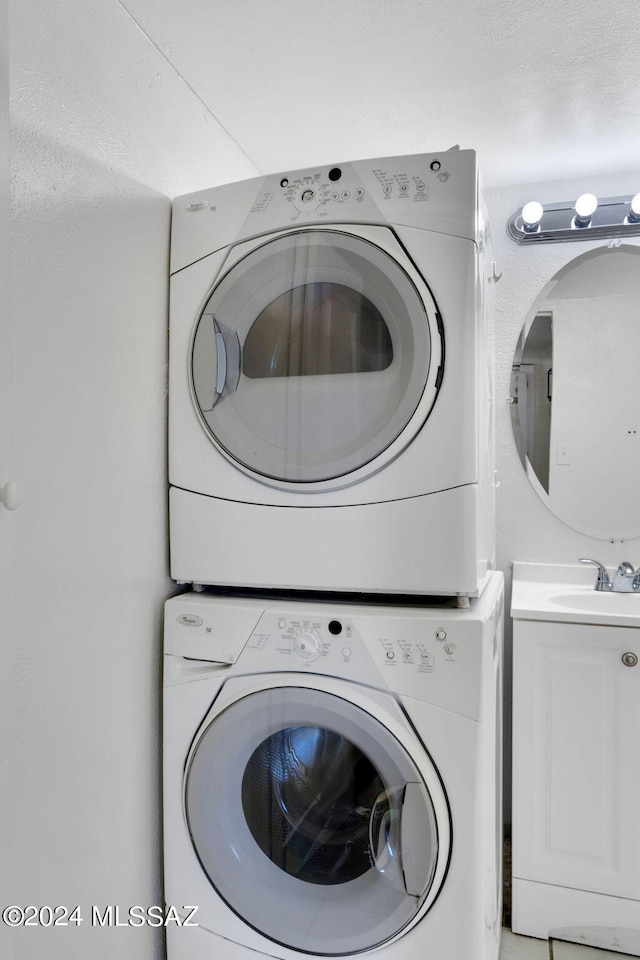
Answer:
510, 243, 640, 541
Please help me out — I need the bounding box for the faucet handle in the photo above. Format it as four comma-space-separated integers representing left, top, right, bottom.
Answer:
579, 558, 612, 591
612, 561, 636, 592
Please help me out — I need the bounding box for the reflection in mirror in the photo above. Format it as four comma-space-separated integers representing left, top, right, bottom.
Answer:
511, 313, 552, 492
510, 244, 640, 541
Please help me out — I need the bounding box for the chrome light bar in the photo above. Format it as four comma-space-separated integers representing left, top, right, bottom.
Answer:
507, 193, 640, 245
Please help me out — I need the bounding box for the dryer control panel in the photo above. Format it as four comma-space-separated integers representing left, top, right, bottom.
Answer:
263, 161, 432, 220
170, 149, 479, 274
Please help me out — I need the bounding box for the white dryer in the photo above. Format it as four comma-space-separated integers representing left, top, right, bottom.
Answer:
169, 149, 495, 597
163, 571, 504, 960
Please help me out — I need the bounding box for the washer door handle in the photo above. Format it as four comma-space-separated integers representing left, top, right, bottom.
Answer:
369, 783, 431, 897
369, 785, 405, 893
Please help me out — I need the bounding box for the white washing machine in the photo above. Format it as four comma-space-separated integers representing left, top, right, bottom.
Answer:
169, 149, 495, 598
163, 571, 503, 960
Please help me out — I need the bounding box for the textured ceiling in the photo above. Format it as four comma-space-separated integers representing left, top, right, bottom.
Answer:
118, 0, 640, 188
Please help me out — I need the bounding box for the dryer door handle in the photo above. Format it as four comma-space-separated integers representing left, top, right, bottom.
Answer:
210, 317, 241, 406
215, 326, 227, 395
369, 783, 431, 898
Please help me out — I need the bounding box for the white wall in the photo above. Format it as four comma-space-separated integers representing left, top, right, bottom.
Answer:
9, 0, 640, 927
9, 2, 257, 958
486, 170, 640, 821
1, 2, 16, 958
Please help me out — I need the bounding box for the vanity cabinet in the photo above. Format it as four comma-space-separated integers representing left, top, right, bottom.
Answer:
512, 614, 640, 954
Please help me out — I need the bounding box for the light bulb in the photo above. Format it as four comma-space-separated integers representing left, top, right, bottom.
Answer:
521, 201, 543, 232
627, 193, 640, 224
574, 193, 598, 227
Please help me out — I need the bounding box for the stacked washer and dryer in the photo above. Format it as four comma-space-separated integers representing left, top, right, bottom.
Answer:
163, 150, 504, 960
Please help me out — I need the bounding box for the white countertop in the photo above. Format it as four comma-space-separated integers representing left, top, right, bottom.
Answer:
511, 562, 640, 627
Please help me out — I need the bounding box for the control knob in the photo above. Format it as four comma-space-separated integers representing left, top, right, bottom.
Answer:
292, 179, 323, 213
294, 630, 322, 661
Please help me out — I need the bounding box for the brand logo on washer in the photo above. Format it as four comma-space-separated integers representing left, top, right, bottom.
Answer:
177, 614, 204, 628
185, 200, 210, 213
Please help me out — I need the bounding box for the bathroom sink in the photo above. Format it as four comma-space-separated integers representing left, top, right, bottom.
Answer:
511, 562, 640, 626
550, 590, 640, 615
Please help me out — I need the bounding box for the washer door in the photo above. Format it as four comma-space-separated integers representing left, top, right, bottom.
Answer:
184, 682, 450, 956
190, 228, 442, 484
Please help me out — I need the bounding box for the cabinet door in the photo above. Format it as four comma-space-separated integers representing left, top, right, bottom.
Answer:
513, 619, 640, 899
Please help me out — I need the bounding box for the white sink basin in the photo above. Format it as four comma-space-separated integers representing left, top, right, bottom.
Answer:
511, 562, 640, 626
551, 591, 640, 615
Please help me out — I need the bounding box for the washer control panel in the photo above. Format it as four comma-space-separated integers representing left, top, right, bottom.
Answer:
165, 592, 493, 723
246, 612, 462, 675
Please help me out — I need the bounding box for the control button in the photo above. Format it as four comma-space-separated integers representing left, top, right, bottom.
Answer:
301, 189, 315, 204
328, 167, 342, 182
278, 618, 286, 629
331, 191, 340, 201
341, 190, 350, 200
345, 624, 353, 637
430, 160, 441, 171
444, 643, 456, 656
420, 651, 432, 663
435, 630, 447, 642
328, 620, 342, 636
385, 651, 396, 661
416, 181, 425, 193
399, 183, 409, 194
383, 184, 392, 195
402, 651, 412, 662
355, 187, 365, 198
342, 647, 352, 658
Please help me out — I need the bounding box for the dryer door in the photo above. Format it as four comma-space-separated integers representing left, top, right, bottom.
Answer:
184, 681, 450, 956
190, 228, 442, 484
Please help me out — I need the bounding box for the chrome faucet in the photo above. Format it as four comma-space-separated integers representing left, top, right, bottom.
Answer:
580, 558, 640, 593
580, 558, 611, 591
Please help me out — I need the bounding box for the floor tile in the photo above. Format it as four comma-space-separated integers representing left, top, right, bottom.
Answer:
552, 940, 639, 960
500, 928, 549, 959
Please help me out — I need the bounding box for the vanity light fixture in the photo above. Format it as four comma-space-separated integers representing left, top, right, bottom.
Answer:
508, 193, 640, 244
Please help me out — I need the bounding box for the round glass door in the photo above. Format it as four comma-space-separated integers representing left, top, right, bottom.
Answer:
190, 229, 441, 484
185, 684, 450, 956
